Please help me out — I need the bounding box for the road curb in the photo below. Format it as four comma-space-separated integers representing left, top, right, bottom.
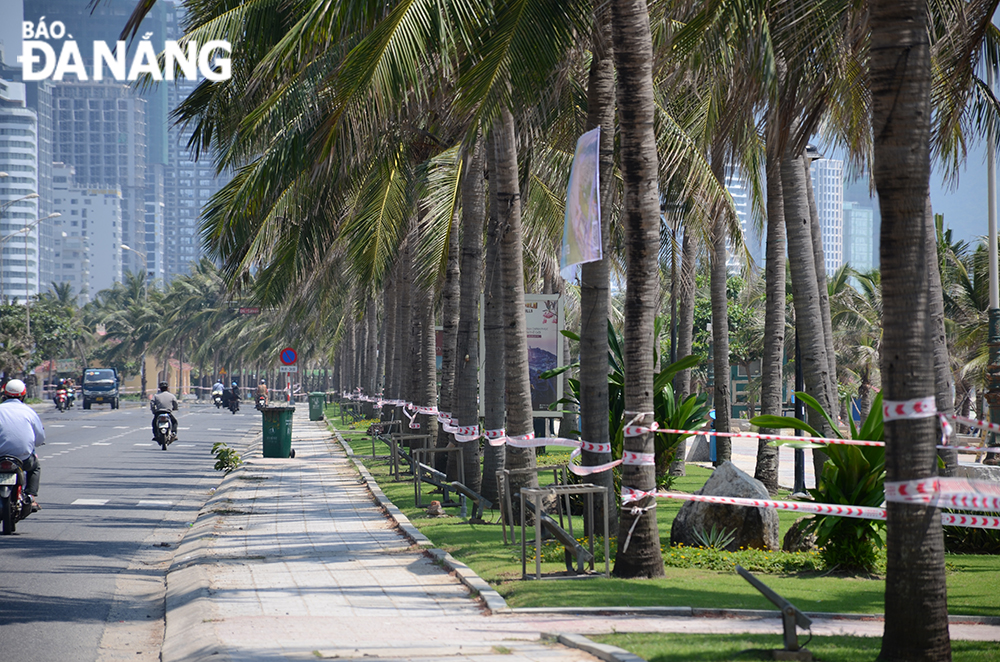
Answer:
330, 426, 513, 615
543, 633, 646, 662
162, 427, 262, 662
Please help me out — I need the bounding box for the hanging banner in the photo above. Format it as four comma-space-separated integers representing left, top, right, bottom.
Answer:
525, 294, 563, 413
478, 294, 563, 417
560, 126, 602, 280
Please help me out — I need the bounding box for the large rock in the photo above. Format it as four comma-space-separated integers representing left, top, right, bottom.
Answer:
782, 516, 818, 553
686, 435, 712, 462
670, 460, 780, 551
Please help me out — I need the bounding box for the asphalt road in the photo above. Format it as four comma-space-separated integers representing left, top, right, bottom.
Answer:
0, 398, 259, 662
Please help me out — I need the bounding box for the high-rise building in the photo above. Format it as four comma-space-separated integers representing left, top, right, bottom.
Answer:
809, 158, 845, 275
0, 78, 40, 302
723, 169, 761, 271
51, 162, 123, 301
26, 0, 168, 279
163, 0, 231, 280
843, 201, 875, 274
51, 81, 149, 281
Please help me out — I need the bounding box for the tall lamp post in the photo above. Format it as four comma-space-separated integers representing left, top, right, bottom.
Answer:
121, 244, 150, 399
1, 211, 60, 398
0, 192, 41, 298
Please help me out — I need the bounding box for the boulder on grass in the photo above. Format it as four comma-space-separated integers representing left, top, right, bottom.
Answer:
670, 460, 780, 551
686, 435, 712, 462
782, 516, 818, 553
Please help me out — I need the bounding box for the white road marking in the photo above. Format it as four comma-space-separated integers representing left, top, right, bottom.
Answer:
176, 444, 196, 447
207, 428, 221, 431
50, 424, 66, 428
93, 442, 112, 446
113, 426, 130, 429
82, 425, 96, 429
178, 427, 191, 430
134, 443, 150, 446
137, 500, 172, 507
72, 498, 108, 506
50, 442, 70, 445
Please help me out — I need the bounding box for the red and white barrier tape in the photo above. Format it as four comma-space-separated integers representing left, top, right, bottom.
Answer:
621, 487, 1000, 530
883, 396, 937, 420
886, 477, 1000, 511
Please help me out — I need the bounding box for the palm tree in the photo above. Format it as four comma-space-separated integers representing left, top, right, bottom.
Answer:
870, 0, 951, 657
611, 0, 664, 579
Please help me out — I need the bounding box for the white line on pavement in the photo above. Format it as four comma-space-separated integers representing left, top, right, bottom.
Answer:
72, 499, 108, 506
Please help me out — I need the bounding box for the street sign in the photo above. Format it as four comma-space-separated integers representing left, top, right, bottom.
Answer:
280, 347, 297, 365
279, 365, 298, 373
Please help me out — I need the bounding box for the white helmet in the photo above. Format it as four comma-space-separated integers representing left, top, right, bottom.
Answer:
3, 379, 27, 398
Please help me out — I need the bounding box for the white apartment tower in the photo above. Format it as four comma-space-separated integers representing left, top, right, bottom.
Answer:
0, 78, 40, 302
51, 163, 123, 302
809, 158, 845, 275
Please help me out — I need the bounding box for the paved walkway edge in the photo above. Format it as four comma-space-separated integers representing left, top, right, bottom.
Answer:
332, 426, 513, 614
544, 633, 646, 662
163, 427, 262, 662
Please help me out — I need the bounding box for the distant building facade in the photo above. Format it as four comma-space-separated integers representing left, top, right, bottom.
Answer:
843, 201, 875, 274
51, 162, 123, 302
0, 78, 40, 302
809, 158, 845, 275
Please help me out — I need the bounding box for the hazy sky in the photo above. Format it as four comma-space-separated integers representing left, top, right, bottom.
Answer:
0, 0, 993, 245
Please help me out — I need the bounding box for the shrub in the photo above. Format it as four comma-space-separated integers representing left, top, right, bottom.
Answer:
752, 392, 885, 574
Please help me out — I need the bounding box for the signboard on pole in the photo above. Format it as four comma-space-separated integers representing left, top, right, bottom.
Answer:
279, 365, 298, 373
280, 347, 297, 365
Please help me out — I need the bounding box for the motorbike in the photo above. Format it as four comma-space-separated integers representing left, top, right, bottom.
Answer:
255, 394, 267, 411
228, 397, 240, 414
0, 456, 33, 534
153, 410, 176, 450
212, 389, 224, 408
54, 388, 68, 412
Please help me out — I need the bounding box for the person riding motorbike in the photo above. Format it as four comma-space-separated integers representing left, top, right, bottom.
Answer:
150, 381, 179, 441
255, 379, 268, 408
212, 379, 225, 406
223, 381, 240, 409
0, 379, 44, 511
63, 376, 76, 407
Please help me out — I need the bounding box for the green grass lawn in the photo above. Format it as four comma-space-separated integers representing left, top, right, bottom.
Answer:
324, 405, 1000, 618
589, 633, 1000, 662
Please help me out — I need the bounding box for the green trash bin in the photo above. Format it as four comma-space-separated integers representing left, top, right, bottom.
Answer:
308, 392, 325, 421
262, 406, 295, 458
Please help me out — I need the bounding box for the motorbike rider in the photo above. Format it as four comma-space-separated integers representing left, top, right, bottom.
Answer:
255, 379, 268, 406
0, 379, 44, 511
223, 381, 240, 408
150, 381, 179, 441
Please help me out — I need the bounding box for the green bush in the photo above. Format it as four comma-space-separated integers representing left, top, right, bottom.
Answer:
752, 392, 886, 574
212, 442, 242, 474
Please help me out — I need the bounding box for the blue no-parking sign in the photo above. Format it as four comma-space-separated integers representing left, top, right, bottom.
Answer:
280, 347, 297, 365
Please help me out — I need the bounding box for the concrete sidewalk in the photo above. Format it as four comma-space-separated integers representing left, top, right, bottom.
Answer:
162, 411, 1000, 662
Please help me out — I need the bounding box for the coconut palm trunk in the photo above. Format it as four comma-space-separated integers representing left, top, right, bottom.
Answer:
383, 279, 396, 399
924, 199, 957, 476
417, 282, 438, 446
710, 153, 731, 464
871, 1, 951, 658
803, 159, 838, 406
611, 0, 665, 579
782, 145, 835, 440
365, 296, 378, 395
670, 228, 698, 474
494, 108, 538, 494
755, 115, 785, 494
438, 205, 462, 473
481, 136, 507, 504
579, 0, 618, 533
455, 140, 486, 493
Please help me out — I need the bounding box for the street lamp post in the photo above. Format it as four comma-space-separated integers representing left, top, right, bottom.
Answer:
121, 244, 149, 399
1, 212, 60, 333
0, 193, 41, 298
